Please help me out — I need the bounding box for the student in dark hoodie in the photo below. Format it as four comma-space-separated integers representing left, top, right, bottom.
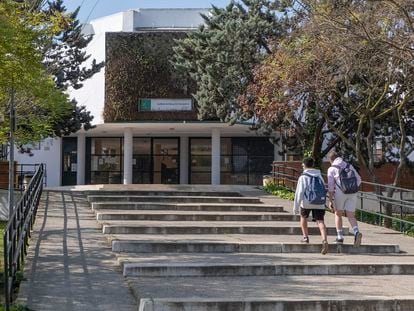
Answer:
293, 157, 329, 255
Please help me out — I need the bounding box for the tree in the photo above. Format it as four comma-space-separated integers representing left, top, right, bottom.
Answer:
173, 0, 290, 123
0, 0, 72, 144
246, 0, 414, 227
36, 0, 104, 135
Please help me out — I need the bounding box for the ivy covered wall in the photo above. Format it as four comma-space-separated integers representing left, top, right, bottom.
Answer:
104, 32, 197, 122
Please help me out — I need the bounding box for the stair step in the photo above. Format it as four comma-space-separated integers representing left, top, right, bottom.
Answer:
121, 262, 414, 277
111, 240, 399, 254
138, 298, 414, 311
88, 195, 262, 204
85, 190, 242, 197
129, 275, 414, 311
119, 253, 410, 276
92, 202, 284, 212
96, 211, 298, 221
101, 221, 344, 235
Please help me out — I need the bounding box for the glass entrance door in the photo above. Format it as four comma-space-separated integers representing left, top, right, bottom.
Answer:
152, 138, 179, 184
62, 137, 77, 186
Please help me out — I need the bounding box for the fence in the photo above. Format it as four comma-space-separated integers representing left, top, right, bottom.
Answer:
271, 162, 414, 235
3, 164, 45, 310
15, 164, 47, 191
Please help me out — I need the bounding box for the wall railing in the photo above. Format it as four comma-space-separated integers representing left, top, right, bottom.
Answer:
271, 162, 414, 235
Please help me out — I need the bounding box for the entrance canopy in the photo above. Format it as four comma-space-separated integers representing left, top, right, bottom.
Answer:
74, 121, 260, 137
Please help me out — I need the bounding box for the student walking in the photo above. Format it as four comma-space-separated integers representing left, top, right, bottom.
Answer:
293, 157, 329, 255
327, 151, 362, 246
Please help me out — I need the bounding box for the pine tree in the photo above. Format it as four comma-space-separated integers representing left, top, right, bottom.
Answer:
173, 0, 289, 123
24, 0, 104, 135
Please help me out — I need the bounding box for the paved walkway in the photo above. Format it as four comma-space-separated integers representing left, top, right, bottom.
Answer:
17, 191, 137, 311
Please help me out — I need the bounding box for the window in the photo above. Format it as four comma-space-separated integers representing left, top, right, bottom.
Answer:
190, 138, 211, 184
89, 138, 123, 184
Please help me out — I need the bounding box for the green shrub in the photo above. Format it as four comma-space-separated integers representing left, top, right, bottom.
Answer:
263, 183, 295, 201
356, 210, 414, 237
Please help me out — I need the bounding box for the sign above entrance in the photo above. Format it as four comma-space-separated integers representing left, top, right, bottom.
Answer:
138, 98, 192, 112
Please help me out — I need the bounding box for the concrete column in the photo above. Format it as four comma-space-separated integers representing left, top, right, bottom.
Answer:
123, 128, 133, 184
76, 133, 86, 185
211, 128, 221, 185
180, 136, 189, 184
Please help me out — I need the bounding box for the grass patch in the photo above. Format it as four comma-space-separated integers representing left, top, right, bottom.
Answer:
263, 183, 295, 201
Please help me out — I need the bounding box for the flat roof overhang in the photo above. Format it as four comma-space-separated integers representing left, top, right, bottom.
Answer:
72, 121, 272, 137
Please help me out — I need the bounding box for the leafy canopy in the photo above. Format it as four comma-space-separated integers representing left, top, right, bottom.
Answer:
0, 0, 71, 144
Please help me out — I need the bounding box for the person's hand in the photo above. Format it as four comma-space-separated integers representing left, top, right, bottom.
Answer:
293, 207, 300, 215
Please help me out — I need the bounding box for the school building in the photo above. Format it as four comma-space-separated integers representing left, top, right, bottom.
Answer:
14, 8, 282, 187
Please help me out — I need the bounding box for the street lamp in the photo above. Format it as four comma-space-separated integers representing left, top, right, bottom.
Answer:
8, 86, 15, 220
5, 53, 16, 220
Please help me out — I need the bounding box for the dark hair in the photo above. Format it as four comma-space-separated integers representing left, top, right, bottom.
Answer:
302, 157, 315, 168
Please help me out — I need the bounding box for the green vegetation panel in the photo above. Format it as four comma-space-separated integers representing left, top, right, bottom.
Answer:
263, 183, 295, 201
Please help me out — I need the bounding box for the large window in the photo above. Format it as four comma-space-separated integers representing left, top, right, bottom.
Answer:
133, 138, 151, 183
190, 138, 211, 184
153, 138, 179, 184
133, 138, 179, 184
89, 138, 123, 184
221, 138, 274, 185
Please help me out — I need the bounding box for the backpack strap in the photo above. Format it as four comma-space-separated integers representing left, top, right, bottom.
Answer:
302, 172, 324, 185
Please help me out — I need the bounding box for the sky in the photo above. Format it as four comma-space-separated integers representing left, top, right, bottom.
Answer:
63, 0, 231, 23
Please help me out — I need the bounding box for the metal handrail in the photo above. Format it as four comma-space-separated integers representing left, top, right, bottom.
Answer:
15, 163, 47, 193
271, 162, 414, 234
3, 164, 45, 310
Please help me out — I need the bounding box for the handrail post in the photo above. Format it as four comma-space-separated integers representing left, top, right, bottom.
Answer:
4, 232, 9, 311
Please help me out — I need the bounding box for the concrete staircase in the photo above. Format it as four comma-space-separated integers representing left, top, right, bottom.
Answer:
88, 188, 414, 311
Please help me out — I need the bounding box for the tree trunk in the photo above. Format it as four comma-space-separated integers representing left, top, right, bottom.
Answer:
384, 105, 408, 228
311, 118, 325, 169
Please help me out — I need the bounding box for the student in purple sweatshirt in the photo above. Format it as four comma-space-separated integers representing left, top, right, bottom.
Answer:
327, 151, 362, 246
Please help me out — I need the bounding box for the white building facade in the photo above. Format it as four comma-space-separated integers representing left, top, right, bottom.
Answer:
14, 8, 282, 187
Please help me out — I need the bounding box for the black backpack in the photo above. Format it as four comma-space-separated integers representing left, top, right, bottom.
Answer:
333, 164, 359, 194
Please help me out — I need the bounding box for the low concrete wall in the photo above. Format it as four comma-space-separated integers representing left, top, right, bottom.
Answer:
0, 189, 22, 221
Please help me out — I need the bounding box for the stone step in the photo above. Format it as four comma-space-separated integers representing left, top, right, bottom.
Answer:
101, 221, 344, 235
92, 202, 284, 212
96, 210, 299, 222
85, 190, 242, 197
111, 239, 399, 254
138, 298, 414, 311
119, 252, 412, 276
129, 275, 414, 311
121, 261, 414, 277
88, 195, 262, 204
